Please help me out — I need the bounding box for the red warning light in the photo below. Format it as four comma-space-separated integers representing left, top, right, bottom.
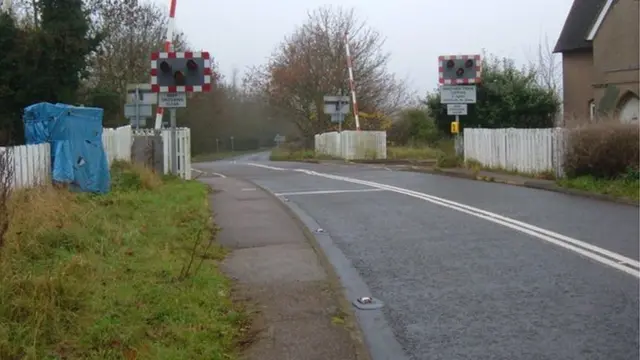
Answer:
186, 59, 198, 71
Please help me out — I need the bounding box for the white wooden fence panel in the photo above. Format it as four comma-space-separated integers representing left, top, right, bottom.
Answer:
103, 125, 133, 166
0, 143, 51, 189
463, 128, 567, 177
315, 130, 387, 160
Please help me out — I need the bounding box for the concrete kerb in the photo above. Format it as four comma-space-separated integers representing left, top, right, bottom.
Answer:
402, 167, 639, 207
247, 180, 409, 360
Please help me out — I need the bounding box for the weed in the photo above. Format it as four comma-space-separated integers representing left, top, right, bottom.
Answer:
0, 163, 244, 359
387, 146, 441, 160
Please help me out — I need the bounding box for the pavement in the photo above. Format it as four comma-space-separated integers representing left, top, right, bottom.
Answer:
195, 151, 640, 360
199, 175, 369, 360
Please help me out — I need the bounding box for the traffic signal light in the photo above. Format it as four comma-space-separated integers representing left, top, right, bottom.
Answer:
438, 55, 482, 84
151, 52, 212, 92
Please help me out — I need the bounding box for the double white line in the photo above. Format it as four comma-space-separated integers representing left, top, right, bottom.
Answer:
247, 163, 640, 278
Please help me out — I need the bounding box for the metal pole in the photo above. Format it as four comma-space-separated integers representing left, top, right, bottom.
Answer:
455, 114, 461, 157
134, 87, 140, 129
170, 108, 178, 175
216, 138, 219, 153
230, 136, 235, 152
338, 89, 343, 133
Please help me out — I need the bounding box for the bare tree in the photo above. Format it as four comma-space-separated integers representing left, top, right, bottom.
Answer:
530, 34, 562, 97
79, 0, 189, 123
245, 6, 409, 141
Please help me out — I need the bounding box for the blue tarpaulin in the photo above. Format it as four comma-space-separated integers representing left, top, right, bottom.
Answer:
23, 102, 110, 193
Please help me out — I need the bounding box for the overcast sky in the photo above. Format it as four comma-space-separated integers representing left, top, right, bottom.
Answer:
150, 0, 574, 95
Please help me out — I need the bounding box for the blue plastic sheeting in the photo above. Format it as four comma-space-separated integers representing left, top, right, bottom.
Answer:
23, 102, 111, 193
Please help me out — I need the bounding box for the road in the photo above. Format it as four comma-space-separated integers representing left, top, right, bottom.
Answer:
194, 152, 640, 360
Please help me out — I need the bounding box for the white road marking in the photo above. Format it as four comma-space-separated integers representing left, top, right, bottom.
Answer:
190, 168, 226, 178
247, 163, 287, 171
275, 189, 385, 196
245, 163, 640, 278
242, 187, 257, 191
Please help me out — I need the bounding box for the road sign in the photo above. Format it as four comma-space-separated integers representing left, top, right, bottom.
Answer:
126, 83, 157, 105
440, 85, 477, 104
274, 134, 286, 143
151, 51, 212, 93
323, 95, 350, 115
330, 114, 345, 123
159, 92, 187, 108
447, 104, 468, 116
438, 54, 482, 85
450, 121, 459, 134
125, 104, 153, 118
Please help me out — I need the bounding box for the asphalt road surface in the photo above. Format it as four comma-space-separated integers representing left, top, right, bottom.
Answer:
194, 152, 640, 360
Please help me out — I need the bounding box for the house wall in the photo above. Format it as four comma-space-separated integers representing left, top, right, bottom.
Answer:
592, 0, 640, 118
561, 50, 594, 127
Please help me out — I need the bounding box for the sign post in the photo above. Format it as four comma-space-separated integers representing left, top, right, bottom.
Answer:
151, 51, 212, 175
323, 94, 350, 132
125, 83, 157, 128
438, 54, 482, 155
274, 134, 286, 147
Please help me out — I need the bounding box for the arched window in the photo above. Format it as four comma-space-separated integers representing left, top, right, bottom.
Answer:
617, 92, 639, 123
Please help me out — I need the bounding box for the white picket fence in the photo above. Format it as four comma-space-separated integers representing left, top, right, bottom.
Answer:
103, 125, 133, 166
1, 143, 52, 189
133, 128, 192, 180
315, 130, 387, 160
463, 128, 567, 177
2, 125, 192, 190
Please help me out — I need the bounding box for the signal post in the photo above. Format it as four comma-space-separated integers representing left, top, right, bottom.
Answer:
150, 51, 212, 174
438, 54, 482, 154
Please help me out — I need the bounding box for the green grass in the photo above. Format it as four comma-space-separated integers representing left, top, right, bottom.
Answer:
269, 147, 337, 161
557, 176, 640, 201
387, 146, 441, 160
192, 149, 265, 162
387, 140, 456, 161
0, 161, 246, 360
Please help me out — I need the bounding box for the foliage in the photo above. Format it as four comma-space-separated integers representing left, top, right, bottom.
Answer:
0, 0, 99, 144
387, 146, 441, 160
245, 5, 411, 141
424, 54, 561, 134
0, 163, 246, 359
436, 152, 462, 168
82, 0, 189, 125
387, 108, 440, 146
178, 70, 293, 155
557, 175, 639, 201
563, 122, 639, 179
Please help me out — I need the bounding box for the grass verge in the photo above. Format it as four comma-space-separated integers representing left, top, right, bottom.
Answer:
0, 161, 246, 360
557, 176, 640, 202
193, 149, 265, 162
387, 146, 440, 160
269, 147, 337, 161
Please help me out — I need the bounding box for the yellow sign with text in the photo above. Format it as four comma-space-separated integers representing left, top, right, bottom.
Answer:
450, 121, 460, 134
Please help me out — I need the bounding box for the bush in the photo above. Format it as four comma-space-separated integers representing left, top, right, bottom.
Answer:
388, 108, 441, 146
436, 152, 462, 168
564, 123, 639, 179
